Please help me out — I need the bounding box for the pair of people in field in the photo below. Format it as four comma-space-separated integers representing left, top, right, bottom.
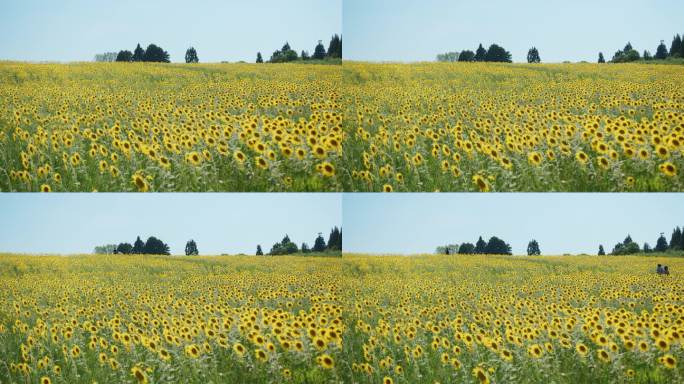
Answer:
657, 264, 670, 275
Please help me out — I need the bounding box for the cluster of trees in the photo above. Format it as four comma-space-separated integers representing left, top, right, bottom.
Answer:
259, 34, 342, 64
599, 226, 684, 255
92, 236, 172, 255
113, 43, 171, 63
94, 52, 118, 62
437, 236, 513, 255
437, 43, 513, 63
602, 34, 684, 63
258, 227, 342, 256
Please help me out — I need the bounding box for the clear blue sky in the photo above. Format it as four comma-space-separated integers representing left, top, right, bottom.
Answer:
0, 0, 341, 63
344, 0, 683, 63
0, 193, 341, 255
343, 193, 684, 255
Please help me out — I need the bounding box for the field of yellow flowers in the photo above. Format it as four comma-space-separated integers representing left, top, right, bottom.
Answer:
2, 254, 682, 383
0, 62, 342, 192
343, 63, 684, 192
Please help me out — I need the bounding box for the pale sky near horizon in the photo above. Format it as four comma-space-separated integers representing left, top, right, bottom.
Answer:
0, 0, 341, 63
344, 0, 684, 63
0, 193, 341, 255
343, 193, 684, 255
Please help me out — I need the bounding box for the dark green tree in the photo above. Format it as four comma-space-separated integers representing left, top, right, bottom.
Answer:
256, 245, 263, 255
527, 239, 541, 255
654, 233, 669, 252
655, 40, 669, 59
670, 34, 682, 57
624, 42, 633, 52
301, 243, 310, 253
643, 50, 652, 60
485, 236, 512, 255
474, 44, 487, 61
132, 236, 145, 254
670, 227, 682, 250
485, 44, 512, 62
256, 52, 264, 63
143, 44, 170, 63
458, 50, 475, 62
598, 52, 605, 63
312, 233, 326, 252
185, 47, 199, 63
185, 239, 198, 255
527, 47, 541, 63
115, 50, 133, 62
133, 44, 145, 62
327, 227, 342, 250
643, 243, 652, 253
474, 236, 487, 254
313, 40, 327, 60
144, 236, 170, 255
327, 34, 342, 58
458, 243, 475, 254
598, 245, 605, 255
301, 50, 310, 60
116, 242, 133, 254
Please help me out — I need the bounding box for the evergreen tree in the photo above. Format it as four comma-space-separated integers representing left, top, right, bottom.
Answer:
670, 227, 682, 250
256, 245, 263, 256
598, 52, 605, 63
623, 42, 633, 52
116, 242, 133, 254
301, 243, 310, 253
474, 236, 487, 254
654, 233, 669, 252
326, 34, 342, 58
458, 243, 475, 254
670, 34, 682, 57
143, 236, 170, 255
185, 239, 198, 255
485, 44, 512, 62
655, 40, 669, 59
132, 236, 145, 254
326, 227, 342, 250
115, 50, 133, 62
312, 233, 326, 252
256, 52, 263, 63
643, 50, 652, 60
624, 234, 633, 245
527, 239, 541, 255
643, 243, 652, 253
598, 245, 605, 256
133, 44, 145, 62
313, 40, 327, 60
185, 47, 199, 63
458, 50, 475, 62
301, 50, 310, 60
143, 44, 170, 63
474, 44, 487, 62
527, 47, 541, 63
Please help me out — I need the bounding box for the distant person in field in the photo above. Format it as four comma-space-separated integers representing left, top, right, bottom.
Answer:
663, 266, 670, 275
657, 264, 663, 274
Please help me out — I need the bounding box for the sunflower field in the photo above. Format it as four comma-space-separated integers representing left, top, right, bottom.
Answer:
2, 254, 683, 383
0, 255, 346, 383
0, 62, 342, 192
343, 63, 684, 192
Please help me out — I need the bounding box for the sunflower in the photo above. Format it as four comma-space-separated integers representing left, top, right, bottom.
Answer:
527, 151, 542, 166
383, 377, 394, 384
317, 354, 334, 369
472, 367, 490, 384
40, 184, 51, 192
40, 377, 51, 384
233, 342, 245, 357
528, 344, 543, 358
660, 354, 677, 369
131, 366, 148, 384
659, 162, 677, 177
383, 184, 393, 192
185, 344, 200, 359
575, 342, 588, 357
597, 349, 611, 363
575, 151, 589, 165
597, 156, 610, 170
318, 162, 335, 177
472, 175, 490, 192
233, 150, 246, 164
255, 156, 268, 170
132, 173, 149, 192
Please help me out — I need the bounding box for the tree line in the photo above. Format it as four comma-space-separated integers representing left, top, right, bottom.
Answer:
94, 236, 171, 255
436, 42, 517, 63
258, 226, 342, 256
600, 33, 683, 63
436, 235, 514, 255
599, 226, 684, 256
257, 34, 341, 63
